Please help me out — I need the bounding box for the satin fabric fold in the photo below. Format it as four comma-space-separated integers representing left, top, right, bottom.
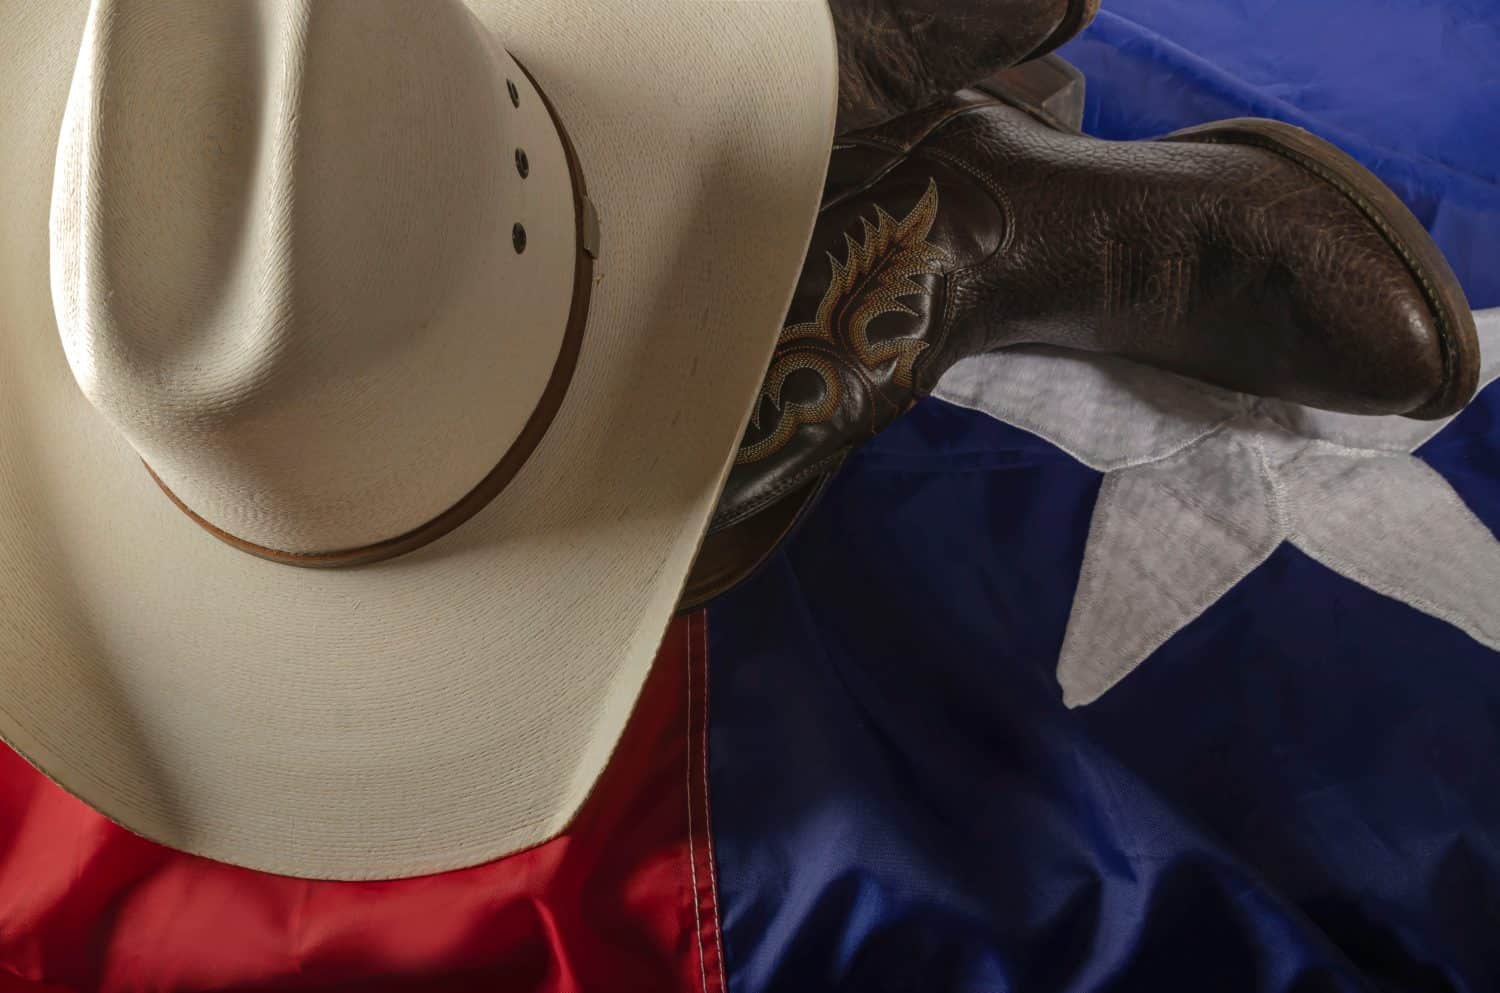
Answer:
0, 614, 723, 993
706, 6, 1500, 988
707, 395, 1500, 993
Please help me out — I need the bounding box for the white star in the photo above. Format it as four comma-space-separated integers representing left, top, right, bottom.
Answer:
934, 309, 1500, 707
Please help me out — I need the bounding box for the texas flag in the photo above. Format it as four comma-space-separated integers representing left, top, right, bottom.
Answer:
3, 2, 1497, 991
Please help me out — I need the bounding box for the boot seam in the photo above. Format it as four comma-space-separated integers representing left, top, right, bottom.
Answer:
912, 145, 1019, 386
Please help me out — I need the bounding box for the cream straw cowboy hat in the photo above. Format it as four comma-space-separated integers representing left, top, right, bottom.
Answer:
0, 0, 836, 879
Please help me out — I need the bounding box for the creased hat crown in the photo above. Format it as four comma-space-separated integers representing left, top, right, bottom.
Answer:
51, 0, 580, 554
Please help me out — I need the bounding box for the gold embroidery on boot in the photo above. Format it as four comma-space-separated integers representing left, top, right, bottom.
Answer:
736, 353, 844, 466
738, 179, 949, 466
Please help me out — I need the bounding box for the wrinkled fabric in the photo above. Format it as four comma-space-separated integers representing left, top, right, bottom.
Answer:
3, 2, 1498, 991
932, 314, 1500, 705
708, 391, 1500, 993
0, 615, 725, 993
708, 2, 1500, 991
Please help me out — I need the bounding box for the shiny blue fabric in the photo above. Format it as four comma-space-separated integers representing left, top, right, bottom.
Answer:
707, 4, 1500, 991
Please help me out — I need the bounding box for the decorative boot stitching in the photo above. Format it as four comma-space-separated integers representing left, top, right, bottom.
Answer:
737, 179, 951, 465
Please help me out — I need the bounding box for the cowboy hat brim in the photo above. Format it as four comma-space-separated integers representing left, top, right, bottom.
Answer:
0, 0, 836, 879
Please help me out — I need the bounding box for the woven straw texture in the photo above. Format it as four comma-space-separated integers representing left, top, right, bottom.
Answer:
0, 0, 836, 879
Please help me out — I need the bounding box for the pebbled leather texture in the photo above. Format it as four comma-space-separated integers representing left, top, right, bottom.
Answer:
710, 87, 1479, 534
830, 0, 1098, 133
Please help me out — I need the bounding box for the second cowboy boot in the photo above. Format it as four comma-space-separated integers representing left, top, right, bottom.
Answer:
681, 83, 1480, 608
831, 0, 1100, 132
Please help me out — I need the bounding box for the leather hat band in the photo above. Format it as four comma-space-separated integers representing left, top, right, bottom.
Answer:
148, 64, 598, 569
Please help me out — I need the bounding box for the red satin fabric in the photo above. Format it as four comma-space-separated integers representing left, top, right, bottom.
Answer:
0, 613, 724, 993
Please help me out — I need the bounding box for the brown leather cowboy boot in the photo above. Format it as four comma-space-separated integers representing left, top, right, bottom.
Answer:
831, 0, 1100, 132
680, 82, 1480, 609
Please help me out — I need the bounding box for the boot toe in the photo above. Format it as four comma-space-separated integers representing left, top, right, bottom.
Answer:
1167, 118, 1480, 420
1292, 264, 1456, 418
1277, 180, 1479, 421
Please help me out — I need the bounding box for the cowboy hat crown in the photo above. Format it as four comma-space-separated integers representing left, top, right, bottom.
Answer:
52, 0, 585, 558
0, 0, 835, 880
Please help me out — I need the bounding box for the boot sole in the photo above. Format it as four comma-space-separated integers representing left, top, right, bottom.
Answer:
1163, 118, 1480, 420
